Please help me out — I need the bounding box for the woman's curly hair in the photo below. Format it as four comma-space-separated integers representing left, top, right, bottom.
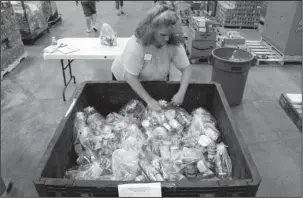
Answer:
134, 1, 183, 46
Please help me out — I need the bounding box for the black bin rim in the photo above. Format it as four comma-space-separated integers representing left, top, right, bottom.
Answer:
211, 47, 255, 64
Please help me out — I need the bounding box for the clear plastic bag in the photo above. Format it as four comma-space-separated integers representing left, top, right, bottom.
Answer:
180, 147, 203, 164
164, 105, 192, 128
74, 112, 87, 143
215, 142, 232, 178
112, 149, 140, 181
99, 23, 117, 46
196, 154, 215, 179
87, 112, 107, 136
120, 124, 147, 152
65, 161, 104, 180
83, 106, 98, 118
138, 159, 164, 181
119, 100, 146, 121
191, 107, 217, 126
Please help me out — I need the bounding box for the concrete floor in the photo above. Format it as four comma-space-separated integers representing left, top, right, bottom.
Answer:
1, 1, 302, 197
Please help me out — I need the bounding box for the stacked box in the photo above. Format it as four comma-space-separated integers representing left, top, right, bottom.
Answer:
187, 16, 217, 58
1, 1, 25, 72
207, 1, 217, 17
10, 1, 48, 41
216, 1, 262, 28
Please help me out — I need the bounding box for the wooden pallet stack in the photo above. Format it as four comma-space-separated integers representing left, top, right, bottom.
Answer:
1, 1, 27, 79
216, 1, 262, 29
11, 1, 49, 45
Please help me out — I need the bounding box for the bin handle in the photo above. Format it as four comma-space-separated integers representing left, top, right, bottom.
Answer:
192, 45, 214, 51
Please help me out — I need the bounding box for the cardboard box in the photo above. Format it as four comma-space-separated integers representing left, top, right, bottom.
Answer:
189, 25, 216, 41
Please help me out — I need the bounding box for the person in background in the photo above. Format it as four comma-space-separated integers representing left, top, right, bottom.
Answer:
111, 2, 192, 111
76, 0, 98, 33
115, 1, 124, 16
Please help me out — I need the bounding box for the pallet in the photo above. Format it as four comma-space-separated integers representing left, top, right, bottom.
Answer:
48, 14, 62, 27
22, 27, 50, 45
245, 39, 302, 65
222, 25, 258, 30
279, 93, 302, 131
245, 40, 283, 65
1, 51, 28, 80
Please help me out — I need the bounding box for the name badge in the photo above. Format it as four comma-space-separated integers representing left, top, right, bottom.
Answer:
144, 54, 152, 61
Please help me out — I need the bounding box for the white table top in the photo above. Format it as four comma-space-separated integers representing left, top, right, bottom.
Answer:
43, 37, 129, 60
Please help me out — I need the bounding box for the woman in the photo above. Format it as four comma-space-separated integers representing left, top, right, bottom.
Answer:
111, 2, 192, 111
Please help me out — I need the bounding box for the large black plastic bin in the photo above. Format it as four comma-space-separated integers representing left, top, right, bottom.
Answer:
34, 81, 260, 197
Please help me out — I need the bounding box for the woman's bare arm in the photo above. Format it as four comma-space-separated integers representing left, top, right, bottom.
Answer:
124, 72, 161, 110
178, 65, 192, 96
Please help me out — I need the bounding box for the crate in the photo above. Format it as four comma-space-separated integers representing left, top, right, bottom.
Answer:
216, 1, 261, 28
279, 93, 302, 131
34, 81, 261, 197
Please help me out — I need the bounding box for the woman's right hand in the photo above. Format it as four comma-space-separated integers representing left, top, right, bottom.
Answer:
147, 98, 162, 111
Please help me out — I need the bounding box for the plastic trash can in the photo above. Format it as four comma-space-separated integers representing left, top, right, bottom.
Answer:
210, 47, 257, 106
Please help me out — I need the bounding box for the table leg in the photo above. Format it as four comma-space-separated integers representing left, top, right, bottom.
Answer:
60, 59, 77, 102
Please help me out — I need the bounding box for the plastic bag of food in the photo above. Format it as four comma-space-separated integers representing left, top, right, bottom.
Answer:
135, 175, 149, 181
151, 156, 169, 180
119, 100, 146, 121
138, 159, 164, 181
121, 124, 147, 152
106, 113, 135, 134
87, 112, 107, 136
97, 175, 115, 181
83, 106, 99, 118
65, 161, 104, 180
96, 137, 119, 156
191, 107, 217, 126
121, 135, 144, 153
184, 115, 205, 139
74, 112, 87, 143
215, 142, 232, 178
161, 159, 185, 176
181, 147, 203, 164
81, 161, 105, 180
99, 23, 117, 46
206, 142, 217, 163
168, 173, 186, 181
76, 150, 96, 166
196, 154, 215, 178
112, 149, 140, 181
181, 135, 199, 148
158, 140, 172, 160
80, 129, 103, 151
203, 124, 220, 142
164, 105, 192, 128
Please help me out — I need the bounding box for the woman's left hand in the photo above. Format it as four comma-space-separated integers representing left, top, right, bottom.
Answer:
171, 91, 185, 106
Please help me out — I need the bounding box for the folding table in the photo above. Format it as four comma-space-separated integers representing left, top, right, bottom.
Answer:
43, 37, 129, 101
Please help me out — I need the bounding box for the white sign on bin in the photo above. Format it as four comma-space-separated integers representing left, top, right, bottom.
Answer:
118, 183, 162, 197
